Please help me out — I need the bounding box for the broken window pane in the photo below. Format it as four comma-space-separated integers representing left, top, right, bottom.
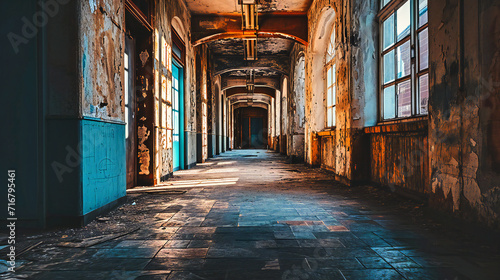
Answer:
397, 40, 411, 79
396, 1, 410, 41
397, 80, 412, 117
384, 86, 396, 119
383, 14, 395, 51
419, 28, 429, 70
419, 74, 429, 114
418, 0, 428, 27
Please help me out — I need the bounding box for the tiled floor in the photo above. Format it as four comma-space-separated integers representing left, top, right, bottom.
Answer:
3, 150, 500, 279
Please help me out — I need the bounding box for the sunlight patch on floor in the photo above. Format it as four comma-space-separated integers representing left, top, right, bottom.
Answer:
128, 178, 239, 192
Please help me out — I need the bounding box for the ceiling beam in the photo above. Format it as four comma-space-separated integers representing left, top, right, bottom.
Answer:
214, 55, 289, 75
233, 102, 268, 110
226, 87, 275, 98
222, 76, 280, 91
192, 14, 308, 46
229, 94, 271, 103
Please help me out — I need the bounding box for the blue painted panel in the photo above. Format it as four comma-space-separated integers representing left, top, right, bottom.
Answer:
81, 120, 126, 215
172, 62, 184, 171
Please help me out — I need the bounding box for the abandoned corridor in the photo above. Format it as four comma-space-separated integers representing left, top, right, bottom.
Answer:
6, 150, 499, 279
2, 0, 500, 279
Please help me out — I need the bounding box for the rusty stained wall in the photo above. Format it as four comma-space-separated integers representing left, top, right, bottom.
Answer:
79, 0, 125, 122
429, 0, 500, 229
305, 0, 354, 182
196, 44, 209, 162
154, 0, 196, 179
288, 43, 307, 160
353, 0, 429, 190
366, 121, 430, 195
207, 50, 217, 156
350, 0, 378, 128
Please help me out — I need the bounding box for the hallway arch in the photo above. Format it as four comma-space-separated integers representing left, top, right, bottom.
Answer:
310, 7, 336, 132
193, 31, 307, 47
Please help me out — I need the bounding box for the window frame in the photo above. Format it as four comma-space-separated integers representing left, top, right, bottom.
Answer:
378, 0, 429, 121
324, 25, 336, 129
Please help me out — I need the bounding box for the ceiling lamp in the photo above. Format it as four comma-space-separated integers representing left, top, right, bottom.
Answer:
239, 0, 259, 30
239, 0, 258, 60
244, 38, 257, 60
246, 70, 255, 93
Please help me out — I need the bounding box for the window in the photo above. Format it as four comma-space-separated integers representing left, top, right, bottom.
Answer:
379, 0, 428, 120
325, 26, 336, 128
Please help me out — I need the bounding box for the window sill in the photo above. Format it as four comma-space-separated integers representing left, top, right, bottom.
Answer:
317, 128, 336, 137
378, 115, 428, 125
365, 116, 428, 134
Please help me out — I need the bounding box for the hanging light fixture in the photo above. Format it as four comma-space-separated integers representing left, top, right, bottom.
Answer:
239, 0, 259, 30
246, 69, 255, 93
240, 0, 258, 60
243, 38, 257, 61
246, 69, 254, 107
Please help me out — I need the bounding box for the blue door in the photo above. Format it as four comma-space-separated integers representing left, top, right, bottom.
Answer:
172, 62, 184, 171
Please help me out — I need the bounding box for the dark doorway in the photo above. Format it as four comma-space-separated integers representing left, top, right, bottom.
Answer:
125, 0, 154, 186
242, 117, 250, 148
235, 107, 268, 149
251, 117, 265, 148
124, 33, 137, 189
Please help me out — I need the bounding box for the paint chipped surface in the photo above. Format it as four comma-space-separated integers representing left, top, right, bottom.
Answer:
138, 125, 151, 176
79, 0, 124, 121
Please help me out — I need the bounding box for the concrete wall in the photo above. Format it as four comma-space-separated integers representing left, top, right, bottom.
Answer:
195, 44, 209, 162
1, 0, 128, 227
154, 0, 197, 176
428, 0, 500, 228
303, 0, 500, 229
288, 44, 306, 161
77, 0, 126, 216
306, 0, 356, 184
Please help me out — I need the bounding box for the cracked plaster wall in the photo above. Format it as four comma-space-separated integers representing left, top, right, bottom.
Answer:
79, 0, 124, 122
429, 0, 500, 229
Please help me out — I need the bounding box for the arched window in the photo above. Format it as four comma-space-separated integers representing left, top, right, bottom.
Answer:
325, 26, 336, 128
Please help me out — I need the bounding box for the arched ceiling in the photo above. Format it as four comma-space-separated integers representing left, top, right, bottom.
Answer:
221, 75, 280, 91
233, 102, 268, 111
186, 0, 312, 109
226, 87, 275, 98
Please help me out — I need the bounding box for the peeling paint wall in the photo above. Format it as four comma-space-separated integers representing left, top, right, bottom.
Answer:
306, 0, 355, 183
154, 0, 197, 178
288, 43, 307, 161
196, 44, 209, 162
302, 0, 499, 228
79, 0, 124, 122
428, 0, 500, 229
